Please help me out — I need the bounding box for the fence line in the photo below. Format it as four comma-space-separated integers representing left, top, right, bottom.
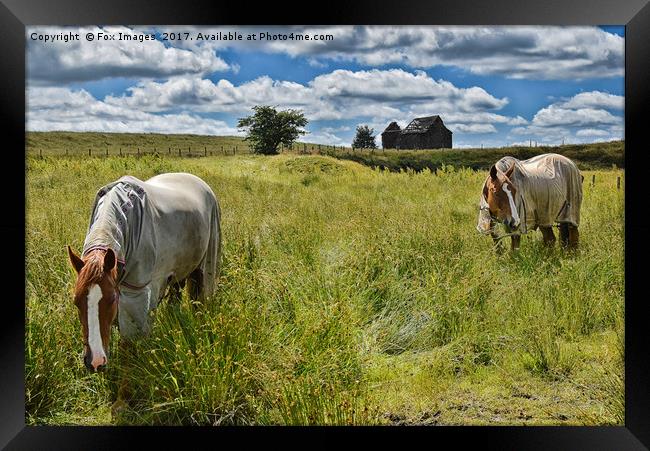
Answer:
28, 143, 350, 159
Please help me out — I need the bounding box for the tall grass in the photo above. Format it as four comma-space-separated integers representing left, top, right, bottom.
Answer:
26, 151, 624, 425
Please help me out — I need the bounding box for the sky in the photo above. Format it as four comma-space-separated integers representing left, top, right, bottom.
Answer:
26, 25, 624, 148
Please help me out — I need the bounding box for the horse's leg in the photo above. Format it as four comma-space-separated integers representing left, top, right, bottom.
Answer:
559, 223, 570, 248
186, 268, 205, 303
540, 226, 556, 247
167, 278, 184, 304
511, 234, 521, 251
111, 339, 135, 420
568, 225, 579, 250
490, 221, 504, 255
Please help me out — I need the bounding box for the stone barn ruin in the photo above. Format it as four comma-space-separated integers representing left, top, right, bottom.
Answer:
381, 115, 452, 150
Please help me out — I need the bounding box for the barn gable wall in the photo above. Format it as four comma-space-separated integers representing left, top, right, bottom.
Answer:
381, 131, 400, 149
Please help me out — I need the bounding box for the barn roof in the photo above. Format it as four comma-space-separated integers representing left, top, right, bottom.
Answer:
382, 121, 401, 134
401, 115, 443, 134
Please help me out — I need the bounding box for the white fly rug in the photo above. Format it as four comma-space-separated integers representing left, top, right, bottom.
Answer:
477, 153, 583, 235
82, 173, 221, 338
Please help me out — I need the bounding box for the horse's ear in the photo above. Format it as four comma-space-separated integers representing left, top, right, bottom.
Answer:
103, 248, 117, 273
504, 161, 515, 178
67, 246, 84, 274
489, 165, 498, 180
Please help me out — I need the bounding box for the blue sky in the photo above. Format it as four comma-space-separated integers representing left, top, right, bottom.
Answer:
27, 25, 624, 148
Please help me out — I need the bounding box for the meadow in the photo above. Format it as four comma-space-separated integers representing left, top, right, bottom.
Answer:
26, 149, 624, 425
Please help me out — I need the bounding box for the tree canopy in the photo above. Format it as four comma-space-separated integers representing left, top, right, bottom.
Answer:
237, 106, 308, 155
352, 125, 377, 149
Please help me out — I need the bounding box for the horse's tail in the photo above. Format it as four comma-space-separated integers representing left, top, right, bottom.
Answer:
203, 196, 221, 300
213, 198, 222, 285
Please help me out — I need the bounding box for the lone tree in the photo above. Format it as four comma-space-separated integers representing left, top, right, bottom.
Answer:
237, 106, 308, 155
352, 125, 377, 149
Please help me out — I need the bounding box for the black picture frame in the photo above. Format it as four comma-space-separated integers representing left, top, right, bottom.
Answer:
3, 0, 649, 448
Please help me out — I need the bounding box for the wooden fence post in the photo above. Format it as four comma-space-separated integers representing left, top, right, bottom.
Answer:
617, 176, 621, 190
178, 148, 181, 157
591, 174, 595, 186
89, 148, 91, 157
204, 146, 207, 157
120, 148, 122, 156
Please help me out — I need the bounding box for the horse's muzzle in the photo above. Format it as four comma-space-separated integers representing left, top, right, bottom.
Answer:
84, 354, 107, 372
505, 218, 520, 230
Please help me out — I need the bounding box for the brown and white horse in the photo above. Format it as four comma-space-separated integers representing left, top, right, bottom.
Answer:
477, 154, 583, 251
68, 246, 119, 371
68, 173, 221, 414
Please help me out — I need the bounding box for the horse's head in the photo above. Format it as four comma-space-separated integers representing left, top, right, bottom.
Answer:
484, 161, 520, 230
67, 246, 119, 372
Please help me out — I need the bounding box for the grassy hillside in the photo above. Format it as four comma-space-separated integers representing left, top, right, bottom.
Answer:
321, 140, 624, 172
26, 152, 624, 426
26, 131, 339, 157
26, 132, 623, 173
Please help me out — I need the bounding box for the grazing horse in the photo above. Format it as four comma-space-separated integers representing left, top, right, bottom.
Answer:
476, 153, 582, 251
67, 173, 221, 410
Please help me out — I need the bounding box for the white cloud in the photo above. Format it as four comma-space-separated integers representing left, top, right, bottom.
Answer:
97, 69, 534, 141
507, 116, 529, 126
321, 125, 352, 133
508, 90, 624, 145
449, 123, 498, 134
302, 131, 348, 146
27, 87, 241, 135
28, 71, 527, 142
508, 90, 624, 143
105, 69, 515, 127
556, 91, 624, 110
153, 25, 623, 80
27, 26, 233, 85
532, 105, 620, 127
575, 128, 611, 137
510, 125, 573, 143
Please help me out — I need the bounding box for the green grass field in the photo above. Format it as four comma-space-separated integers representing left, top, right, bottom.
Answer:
26, 131, 339, 157
26, 148, 624, 425
26, 132, 624, 173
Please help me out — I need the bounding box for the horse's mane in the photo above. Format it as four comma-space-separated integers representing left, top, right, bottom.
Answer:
75, 251, 111, 293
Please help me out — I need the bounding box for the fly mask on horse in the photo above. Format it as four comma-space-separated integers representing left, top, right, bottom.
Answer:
68, 173, 222, 371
